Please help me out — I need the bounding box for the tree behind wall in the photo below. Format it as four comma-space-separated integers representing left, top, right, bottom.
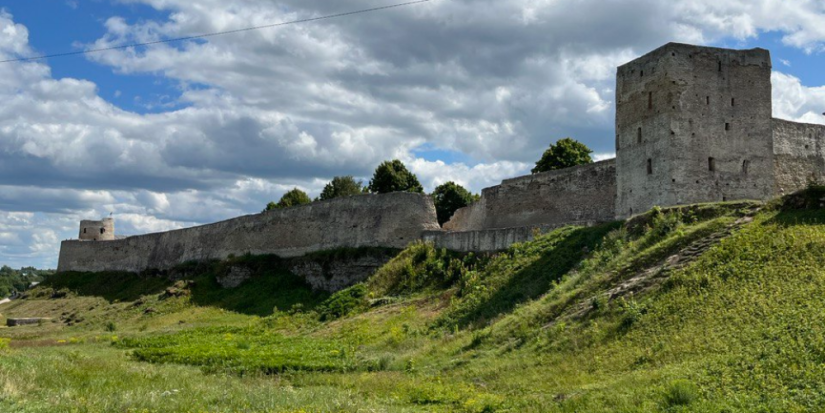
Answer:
532, 138, 593, 174
265, 188, 312, 211
319, 176, 364, 201
432, 182, 478, 226
368, 160, 424, 194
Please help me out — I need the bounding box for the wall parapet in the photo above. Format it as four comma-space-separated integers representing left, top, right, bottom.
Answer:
444, 159, 616, 232
57, 192, 440, 273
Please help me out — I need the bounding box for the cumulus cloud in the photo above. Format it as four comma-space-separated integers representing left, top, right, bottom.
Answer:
773, 72, 825, 125
0, 1, 824, 268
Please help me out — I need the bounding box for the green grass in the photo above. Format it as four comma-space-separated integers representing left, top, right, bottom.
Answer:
119, 326, 356, 374
3, 197, 825, 412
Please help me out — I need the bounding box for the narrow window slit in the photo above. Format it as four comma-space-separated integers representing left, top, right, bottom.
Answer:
647, 158, 653, 175
709, 157, 716, 172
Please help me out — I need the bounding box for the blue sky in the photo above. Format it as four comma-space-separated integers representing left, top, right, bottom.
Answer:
7, 1, 185, 113
0, 0, 824, 269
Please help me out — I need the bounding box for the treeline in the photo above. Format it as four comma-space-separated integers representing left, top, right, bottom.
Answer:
265, 160, 479, 226
265, 138, 594, 226
0, 265, 53, 298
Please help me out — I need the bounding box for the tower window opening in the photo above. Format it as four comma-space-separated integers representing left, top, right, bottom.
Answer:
647, 158, 653, 175
731, 98, 735, 106
100, 228, 105, 235
725, 123, 731, 131
709, 157, 716, 172
742, 160, 750, 174
83, 228, 87, 234
718, 61, 722, 71
640, 70, 644, 77
637, 127, 642, 144
706, 96, 710, 105
648, 92, 653, 109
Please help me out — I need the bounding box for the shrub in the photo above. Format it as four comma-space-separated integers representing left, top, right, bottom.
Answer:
317, 284, 369, 321
0, 337, 10, 351
663, 380, 699, 407
104, 321, 118, 332
367, 242, 480, 296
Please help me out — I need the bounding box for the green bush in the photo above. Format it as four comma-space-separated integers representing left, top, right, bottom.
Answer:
663, 380, 699, 407
105, 321, 118, 332
0, 337, 10, 352
367, 242, 481, 296
317, 284, 369, 321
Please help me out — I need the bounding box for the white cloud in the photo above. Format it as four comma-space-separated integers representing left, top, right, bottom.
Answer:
772, 72, 825, 125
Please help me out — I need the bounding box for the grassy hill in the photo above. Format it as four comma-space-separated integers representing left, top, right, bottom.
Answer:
1, 192, 825, 412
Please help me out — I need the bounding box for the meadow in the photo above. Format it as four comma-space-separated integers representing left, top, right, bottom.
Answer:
2, 194, 825, 412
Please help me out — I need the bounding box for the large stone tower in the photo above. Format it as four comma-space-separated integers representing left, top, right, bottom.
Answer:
615, 43, 775, 219
78, 218, 115, 241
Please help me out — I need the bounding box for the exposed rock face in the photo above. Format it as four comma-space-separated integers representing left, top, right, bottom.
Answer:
217, 266, 253, 289
288, 255, 394, 292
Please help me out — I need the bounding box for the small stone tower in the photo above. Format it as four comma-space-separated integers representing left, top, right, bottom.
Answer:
615, 43, 775, 219
78, 218, 115, 241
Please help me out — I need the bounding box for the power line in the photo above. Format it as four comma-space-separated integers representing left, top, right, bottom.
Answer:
0, 0, 432, 64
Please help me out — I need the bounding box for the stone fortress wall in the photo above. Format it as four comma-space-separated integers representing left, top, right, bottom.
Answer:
773, 119, 825, 195
57, 42, 825, 275
58, 193, 440, 273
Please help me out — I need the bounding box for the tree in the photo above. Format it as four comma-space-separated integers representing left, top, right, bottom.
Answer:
532, 138, 593, 174
319, 176, 364, 201
367, 160, 424, 194
264, 188, 312, 211
432, 182, 478, 226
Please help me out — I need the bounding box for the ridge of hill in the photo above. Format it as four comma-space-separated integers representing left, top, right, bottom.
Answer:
1, 190, 825, 412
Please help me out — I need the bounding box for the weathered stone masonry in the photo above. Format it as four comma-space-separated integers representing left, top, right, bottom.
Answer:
58, 193, 440, 273
57, 42, 825, 275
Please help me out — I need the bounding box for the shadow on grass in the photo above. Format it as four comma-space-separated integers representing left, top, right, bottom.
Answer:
453, 222, 621, 329
767, 209, 825, 227
44, 254, 330, 317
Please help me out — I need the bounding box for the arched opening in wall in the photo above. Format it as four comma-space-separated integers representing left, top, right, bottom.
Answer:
708, 157, 716, 172
637, 127, 642, 144
647, 158, 653, 175
83, 228, 87, 234
742, 160, 750, 175
100, 228, 105, 235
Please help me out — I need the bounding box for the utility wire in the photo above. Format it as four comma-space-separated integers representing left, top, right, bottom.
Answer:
0, 0, 431, 64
